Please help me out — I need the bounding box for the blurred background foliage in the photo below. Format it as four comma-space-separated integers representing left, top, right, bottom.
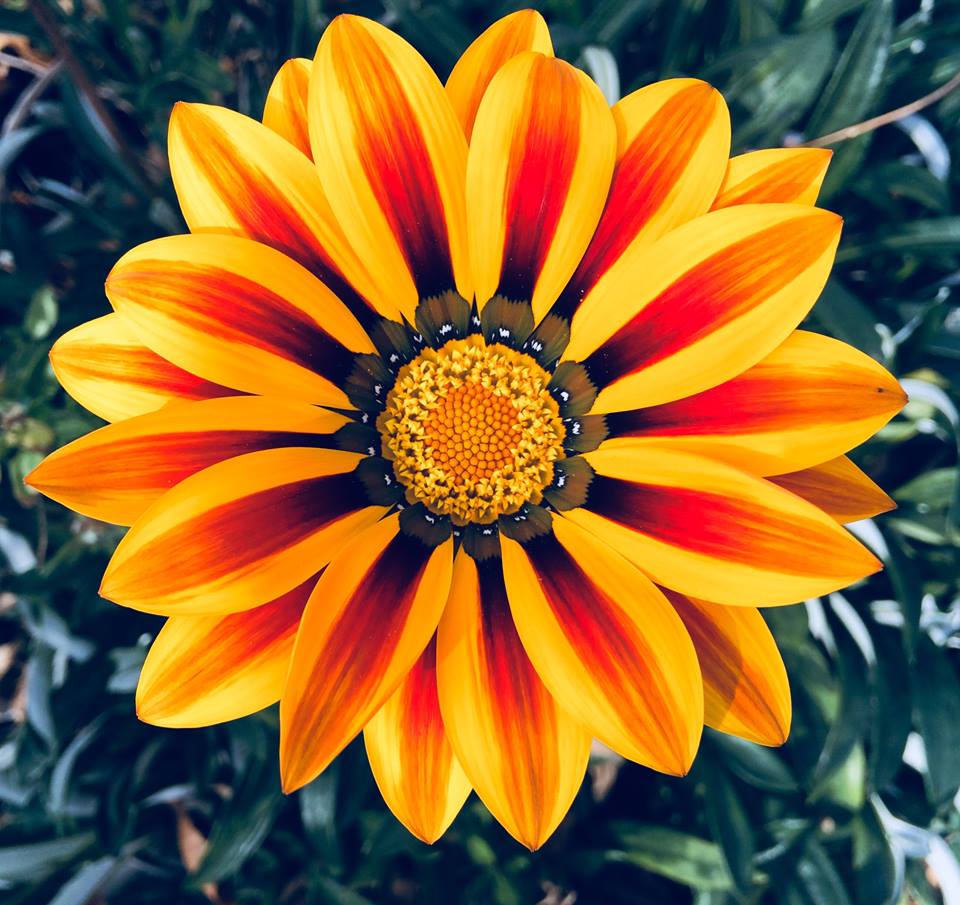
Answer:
0, 0, 959, 902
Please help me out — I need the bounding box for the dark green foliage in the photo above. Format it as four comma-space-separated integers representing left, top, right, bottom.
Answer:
1, 0, 959, 902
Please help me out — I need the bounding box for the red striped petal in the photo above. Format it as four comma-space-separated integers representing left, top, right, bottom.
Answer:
665, 589, 791, 746
49, 314, 233, 423
571, 445, 882, 606
169, 101, 387, 322
501, 519, 702, 775
770, 456, 895, 523
551, 79, 730, 321
262, 58, 312, 158
106, 234, 374, 407
445, 10, 553, 140
564, 204, 842, 413
468, 52, 616, 320
100, 448, 383, 615
712, 148, 832, 209
364, 637, 471, 843
136, 575, 315, 728
602, 330, 905, 475
437, 550, 590, 850
281, 516, 453, 791
309, 15, 470, 321
25, 397, 348, 525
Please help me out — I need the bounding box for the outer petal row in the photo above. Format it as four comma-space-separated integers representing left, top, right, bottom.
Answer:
572, 445, 881, 607
309, 15, 470, 319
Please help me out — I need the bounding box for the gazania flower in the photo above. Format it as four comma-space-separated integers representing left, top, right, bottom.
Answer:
26, 10, 904, 849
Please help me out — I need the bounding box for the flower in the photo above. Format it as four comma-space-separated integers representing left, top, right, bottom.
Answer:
25, 10, 905, 850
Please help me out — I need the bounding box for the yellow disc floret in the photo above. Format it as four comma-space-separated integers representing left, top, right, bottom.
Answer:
378, 336, 565, 525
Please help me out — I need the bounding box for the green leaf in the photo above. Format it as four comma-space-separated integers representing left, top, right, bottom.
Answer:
708, 731, 799, 793
852, 797, 903, 905
806, 0, 893, 137
191, 755, 284, 884
608, 824, 732, 891
704, 764, 755, 891
46, 856, 117, 905
0, 833, 96, 885
911, 634, 960, 805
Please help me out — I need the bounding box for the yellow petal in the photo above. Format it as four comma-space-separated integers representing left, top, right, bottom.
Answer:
437, 550, 590, 850
25, 397, 348, 525
281, 515, 453, 791
500, 518, 702, 774
467, 52, 616, 320
445, 9, 553, 140
563, 204, 842, 413
712, 148, 832, 209
309, 15, 470, 321
364, 637, 471, 843
665, 589, 791, 746
262, 58, 312, 157
100, 448, 383, 615
570, 444, 882, 606
49, 314, 232, 423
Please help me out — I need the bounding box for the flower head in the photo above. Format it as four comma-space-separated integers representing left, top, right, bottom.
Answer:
26, 9, 905, 849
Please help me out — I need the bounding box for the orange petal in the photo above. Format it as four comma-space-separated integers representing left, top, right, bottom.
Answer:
136, 575, 315, 728
712, 148, 832, 209
664, 589, 791, 746
601, 330, 905, 475
49, 314, 233, 423
281, 515, 453, 791
500, 518, 702, 774
437, 550, 590, 850
106, 234, 374, 407
262, 58, 312, 157
770, 455, 895, 523
169, 101, 389, 322
445, 10, 553, 140
467, 52, 616, 320
570, 445, 882, 607
25, 397, 349, 526
100, 448, 384, 615
309, 15, 470, 321
550, 79, 730, 322
364, 637, 471, 843
563, 204, 842, 413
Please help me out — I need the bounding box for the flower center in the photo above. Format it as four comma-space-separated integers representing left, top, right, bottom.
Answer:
378, 335, 565, 525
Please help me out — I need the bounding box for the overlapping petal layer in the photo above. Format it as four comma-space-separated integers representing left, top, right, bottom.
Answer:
445, 10, 553, 140
500, 518, 702, 774
771, 455, 895, 522
25, 397, 348, 525
262, 57, 313, 158
281, 516, 453, 791
468, 52, 616, 320
365, 637, 472, 843
106, 234, 373, 408
168, 101, 384, 320
601, 330, 905, 475
100, 448, 383, 614
136, 576, 316, 728
564, 204, 842, 413
551, 79, 730, 320
309, 15, 470, 320
49, 314, 232, 422
664, 589, 790, 746
569, 445, 881, 606
438, 550, 590, 850
712, 148, 832, 209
